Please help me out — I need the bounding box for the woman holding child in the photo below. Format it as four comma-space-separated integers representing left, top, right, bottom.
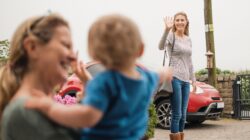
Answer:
1, 13, 172, 140
0, 14, 80, 140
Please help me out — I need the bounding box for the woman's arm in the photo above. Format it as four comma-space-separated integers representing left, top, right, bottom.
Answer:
189, 59, 197, 93
189, 59, 196, 83
159, 17, 173, 50
188, 41, 196, 92
159, 29, 171, 50
188, 40, 196, 83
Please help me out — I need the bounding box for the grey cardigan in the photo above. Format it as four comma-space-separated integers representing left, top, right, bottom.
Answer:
159, 29, 196, 83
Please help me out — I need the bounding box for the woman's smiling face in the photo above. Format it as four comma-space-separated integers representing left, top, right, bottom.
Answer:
34, 25, 75, 87
174, 15, 188, 33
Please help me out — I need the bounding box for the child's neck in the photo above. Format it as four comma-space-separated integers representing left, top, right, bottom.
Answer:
118, 64, 140, 80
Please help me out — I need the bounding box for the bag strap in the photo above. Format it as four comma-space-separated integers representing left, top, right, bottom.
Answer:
162, 33, 175, 66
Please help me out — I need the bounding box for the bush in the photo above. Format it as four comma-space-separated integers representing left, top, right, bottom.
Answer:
0, 40, 9, 68
238, 75, 250, 100
0, 39, 10, 60
195, 68, 234, 76
143, 102, 157, 139
237, 70, 250, 75
195, 69, 208, 76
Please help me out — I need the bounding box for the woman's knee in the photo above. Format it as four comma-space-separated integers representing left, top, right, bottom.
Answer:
172, 112, 182, 121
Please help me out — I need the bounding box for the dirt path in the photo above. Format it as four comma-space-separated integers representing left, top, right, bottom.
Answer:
151, 118, 250, 140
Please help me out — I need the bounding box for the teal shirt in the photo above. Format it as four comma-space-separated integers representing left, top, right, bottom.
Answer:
82, 67, 159, 140
1, 97, 80, 140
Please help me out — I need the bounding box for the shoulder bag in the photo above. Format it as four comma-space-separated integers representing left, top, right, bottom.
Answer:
158, 33, 175, 93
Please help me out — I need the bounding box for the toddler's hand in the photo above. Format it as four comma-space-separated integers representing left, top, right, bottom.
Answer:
70, 52, 92, 84
25, 89, 54, 115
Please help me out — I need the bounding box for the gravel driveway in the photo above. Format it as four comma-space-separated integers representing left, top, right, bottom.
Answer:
151, 118, 250, 140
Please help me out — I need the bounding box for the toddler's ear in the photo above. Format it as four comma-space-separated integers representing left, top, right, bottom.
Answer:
137, 43, 144, 57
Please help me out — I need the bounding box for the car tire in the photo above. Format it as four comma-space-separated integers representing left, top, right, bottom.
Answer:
156, 99, 171, 129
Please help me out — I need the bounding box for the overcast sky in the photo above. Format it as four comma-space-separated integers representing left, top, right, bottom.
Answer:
1, 0, 250, 72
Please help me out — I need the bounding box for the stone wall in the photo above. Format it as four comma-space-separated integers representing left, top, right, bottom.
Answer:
196, 74, 236, 118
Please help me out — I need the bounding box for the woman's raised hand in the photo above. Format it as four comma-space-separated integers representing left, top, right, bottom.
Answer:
164, 16, 174, 31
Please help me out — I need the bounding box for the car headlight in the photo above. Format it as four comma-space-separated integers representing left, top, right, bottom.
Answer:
190, 85, 204, 94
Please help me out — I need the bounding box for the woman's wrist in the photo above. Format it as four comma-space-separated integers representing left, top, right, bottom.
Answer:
165, 27, 171, 32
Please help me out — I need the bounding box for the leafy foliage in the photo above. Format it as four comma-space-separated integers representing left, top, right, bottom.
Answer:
144, 102, 157, 139
237, 70, 250, 75
195, 68, 208, 76
0, 39, 10, 60
195, 67, 234, 76
239, 75, 250, 101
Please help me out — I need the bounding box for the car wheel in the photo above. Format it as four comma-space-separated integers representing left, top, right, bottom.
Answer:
187, 119, 205, 124
156, 99, 171, 129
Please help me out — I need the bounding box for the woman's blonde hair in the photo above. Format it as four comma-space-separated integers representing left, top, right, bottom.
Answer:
0, 13, 69, 116
88, 14, 142, 70
172, 12, 189, 36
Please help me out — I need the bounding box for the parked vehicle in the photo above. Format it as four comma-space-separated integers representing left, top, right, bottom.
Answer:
58, 62, 224, 129
154, 81, 224, 129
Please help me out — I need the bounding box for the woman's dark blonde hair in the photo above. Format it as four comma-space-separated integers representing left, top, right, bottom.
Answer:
88, 14, 142, 70
172, 12, 189, 36
0, 13, 69, 116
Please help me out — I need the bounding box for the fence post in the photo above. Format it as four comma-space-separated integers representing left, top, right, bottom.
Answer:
233, 76, 240, 119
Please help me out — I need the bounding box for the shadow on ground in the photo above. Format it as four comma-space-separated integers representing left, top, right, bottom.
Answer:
185, 120, 224, 130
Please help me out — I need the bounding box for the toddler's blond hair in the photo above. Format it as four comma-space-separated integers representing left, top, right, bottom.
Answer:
88, 14, 142, 70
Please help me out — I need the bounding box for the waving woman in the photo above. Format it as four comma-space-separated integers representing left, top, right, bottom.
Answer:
159, 12, 196, 140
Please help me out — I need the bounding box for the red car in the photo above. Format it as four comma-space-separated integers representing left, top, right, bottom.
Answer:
59, 62, 224, 129
154, 81, 224, 129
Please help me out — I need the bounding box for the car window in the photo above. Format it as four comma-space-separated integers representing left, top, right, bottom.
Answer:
86, 63, 106, 77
